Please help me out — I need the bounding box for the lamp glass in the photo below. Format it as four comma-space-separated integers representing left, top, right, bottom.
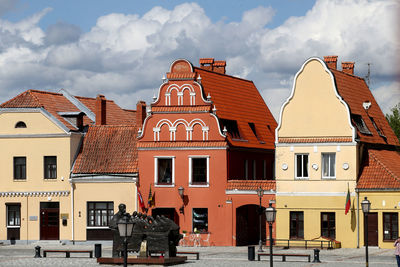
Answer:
178, 186, 184, 197
361, 197, 371, 213
256, 187, 264, 198
265, 203, 276, 223
117, 216, 134, 237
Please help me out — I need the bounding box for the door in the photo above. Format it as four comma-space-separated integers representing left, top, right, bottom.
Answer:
152, 208, 179, 225
367, 212, 378, 246
40, 202, 59, 240
236, 204, 265, 246
6, 204, 21, 243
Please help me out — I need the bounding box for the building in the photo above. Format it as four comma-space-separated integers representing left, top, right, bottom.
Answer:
137, 58, 277, 246
275, 56, 400, 248
0, 89, 137, 243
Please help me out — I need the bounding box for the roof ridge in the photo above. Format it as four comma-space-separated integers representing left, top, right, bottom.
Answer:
30, 89, 63, 96
369, 150, 400, 182
331, 68, 366, 81
194, 67, 254, 84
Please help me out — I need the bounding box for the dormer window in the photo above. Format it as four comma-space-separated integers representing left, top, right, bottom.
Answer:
351, 114, 371, 135
369, 116, 386, 138
219, 119, 241, 139
249, 122, 265, 143
15, 121, 26, 128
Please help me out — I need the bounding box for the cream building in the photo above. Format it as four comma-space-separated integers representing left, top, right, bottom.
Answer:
0, 89, 137, 243
275, 56, 400, 248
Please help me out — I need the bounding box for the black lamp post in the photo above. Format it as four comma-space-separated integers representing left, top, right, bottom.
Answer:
361, 197, 371, 267
178, 186, 185, 214
117, 214, 134, 267
256, 186, 264, 252
265, 202, 276, 267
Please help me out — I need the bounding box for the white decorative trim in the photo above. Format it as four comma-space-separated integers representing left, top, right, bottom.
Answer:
70, 176, 137, 183
86, 226, 110, 229
0, 191, 70, 197
276, 142, 356, 147
138, 146, 227, 151
275, 57, 356, 144
0, 133, 71, 138
226, 190, 275, 195
276, 192, 356, 197
153, 118, 210, 141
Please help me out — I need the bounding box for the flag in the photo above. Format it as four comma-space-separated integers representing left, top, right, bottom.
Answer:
138, 188, 145, 210
148, 185, 153, 207
345, 187, 351, 215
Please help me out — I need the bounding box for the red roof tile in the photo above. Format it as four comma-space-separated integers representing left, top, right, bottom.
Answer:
199, 58, 214, 64
331, 69, 399, 146
357, 149, 400, 190
226, 180, 276, 191
194, 67, 277, 150
72, 125, 138, 174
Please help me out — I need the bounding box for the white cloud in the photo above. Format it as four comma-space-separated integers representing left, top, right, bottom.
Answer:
0, 0, 398, 122
372, 81, 400, 115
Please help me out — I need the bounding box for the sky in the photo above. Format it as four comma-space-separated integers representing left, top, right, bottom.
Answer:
0, 0, 399, 120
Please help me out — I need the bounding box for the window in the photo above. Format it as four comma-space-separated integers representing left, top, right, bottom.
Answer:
155, 157, 174, 185
189, 157, 209, 186
15, 121, 26, 128
7, 204, 21, 227
253, 160, 256, 179
295, 154, 309, 178
321, 212, 335, 239
193, 208, 208, 233
383, 213, 398, 241
290, 211, 304, 239
351, 114, 371, 135
244, 160, 248, 179
369, 117, 386, 138
87, 202, 114, 227
44, 156, 57, 179
219, 119, 241, 139
13, 157, 26, 180
322, 153, 336, 178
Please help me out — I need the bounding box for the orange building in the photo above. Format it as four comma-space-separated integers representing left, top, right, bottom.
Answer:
137, 58, 277, 246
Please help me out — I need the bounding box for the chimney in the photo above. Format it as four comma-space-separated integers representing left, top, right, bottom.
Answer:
199, 58, 214, 71
323, 56, 338, 70
95, 94, 107, 125
213, 60, 226, 74
136, 101, 146, 128
342, 62, 355, 75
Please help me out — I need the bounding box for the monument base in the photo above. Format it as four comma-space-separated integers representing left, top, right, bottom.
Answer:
97, 256, 187, 265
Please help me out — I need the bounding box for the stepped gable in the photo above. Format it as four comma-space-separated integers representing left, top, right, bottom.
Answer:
357, 149, 400, 190
329, 69, 398, 146
194, 66, 277, 150
72, 125, 138, 174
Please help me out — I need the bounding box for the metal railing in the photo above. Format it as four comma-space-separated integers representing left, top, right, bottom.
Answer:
265, 238, 335, 249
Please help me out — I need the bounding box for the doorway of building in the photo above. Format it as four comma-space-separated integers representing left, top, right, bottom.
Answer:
40, 202, 59, 240
152, 208, 179, 225
366, 212, 378, 246
236, 204, 265, 246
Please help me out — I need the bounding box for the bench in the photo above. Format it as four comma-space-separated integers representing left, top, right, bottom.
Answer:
258, 253, 310, 262
176, 251, 200, 260
43, 249, 93, 258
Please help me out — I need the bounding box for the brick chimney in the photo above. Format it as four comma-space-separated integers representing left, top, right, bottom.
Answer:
323, 56, 338, 70
342, 62, 355, 75
136, 101, 146, 128
213, 60, 226, 74
95, 94, 107, 125
199, 58, 214, 71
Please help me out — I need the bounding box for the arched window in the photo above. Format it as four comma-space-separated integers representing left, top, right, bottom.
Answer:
15, 121, 27, 128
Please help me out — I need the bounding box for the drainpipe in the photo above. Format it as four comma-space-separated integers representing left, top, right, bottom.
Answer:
70, 179, 74, 244
356, 189, 359, 248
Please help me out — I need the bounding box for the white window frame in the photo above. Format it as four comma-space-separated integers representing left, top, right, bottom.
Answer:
189, 156, 210, 187
295, 154, 309, 179
6, 204, 21, 228
154, 156, 175, 187
322, 153, 336, 179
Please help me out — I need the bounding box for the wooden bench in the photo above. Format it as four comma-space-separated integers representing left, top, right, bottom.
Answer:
176, 251, 200, 260
258, 253, 310, 262
43, 249, 93, 258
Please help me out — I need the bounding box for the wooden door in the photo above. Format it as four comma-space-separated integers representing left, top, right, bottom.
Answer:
367, 212, 378, 246
40, 202, 59, 240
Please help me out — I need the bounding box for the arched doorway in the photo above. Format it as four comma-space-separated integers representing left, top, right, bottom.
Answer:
236, 204, 265, 246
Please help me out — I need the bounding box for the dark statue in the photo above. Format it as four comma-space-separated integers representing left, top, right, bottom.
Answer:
110, 204, 182, 258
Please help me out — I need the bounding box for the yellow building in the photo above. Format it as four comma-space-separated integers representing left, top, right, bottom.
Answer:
0, 89, 137, 243
275, 56, 400, 248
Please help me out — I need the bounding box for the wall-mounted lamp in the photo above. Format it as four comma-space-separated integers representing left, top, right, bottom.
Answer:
178, 186, 185, 214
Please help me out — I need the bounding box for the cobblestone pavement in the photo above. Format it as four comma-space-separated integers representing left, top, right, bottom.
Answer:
0, 242, 398, 266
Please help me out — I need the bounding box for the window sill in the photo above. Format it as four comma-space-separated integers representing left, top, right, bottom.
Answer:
7, 226, 20, 228
44, 178, 57, 181
322, 177, 336, 180
155, 184, 175, 188
189, 183, 209, 188
13, 179, 27, 182
86, 226, 110, 229
295, 177, 309, 180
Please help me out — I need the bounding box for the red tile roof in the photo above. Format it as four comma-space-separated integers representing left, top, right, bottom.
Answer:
226, 180, 276, 191
278, 137, 353, 143
331, 69, 399, 146
72, 125, 138, 174
0, 90, 136, 130
194, 67, 277, 150
357, 149, 400, 190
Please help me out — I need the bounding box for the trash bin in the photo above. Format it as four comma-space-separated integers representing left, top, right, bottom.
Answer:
95, 243, 102, 258
248, 246, 255, 261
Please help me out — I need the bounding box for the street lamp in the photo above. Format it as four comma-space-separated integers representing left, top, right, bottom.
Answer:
178, 186, 185, 214
256, 186, 264, 252
117, 214, 134, 267
265, 202, 276, 267
361, 197, 371, 267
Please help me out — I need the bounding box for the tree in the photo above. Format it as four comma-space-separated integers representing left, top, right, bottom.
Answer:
386, 103, 400, 142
